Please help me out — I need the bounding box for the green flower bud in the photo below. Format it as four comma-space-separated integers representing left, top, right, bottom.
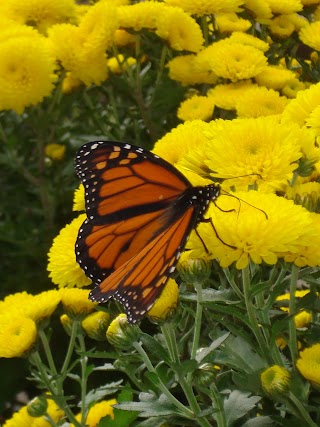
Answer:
261, 365, 291, 396
27, 395, 48, 417
106, 314, 141, 349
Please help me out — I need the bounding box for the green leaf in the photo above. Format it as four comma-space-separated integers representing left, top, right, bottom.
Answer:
115, 394, 179, 417
140, 333, 171, 364
241, 416, 274, 427
223, 390, 261, 426
195, 332, 229, 363
84, 381, 123, 406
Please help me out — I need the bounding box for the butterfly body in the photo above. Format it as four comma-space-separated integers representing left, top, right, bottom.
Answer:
75, 141, 220, 323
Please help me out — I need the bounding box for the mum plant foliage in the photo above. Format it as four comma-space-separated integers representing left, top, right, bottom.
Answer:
2, 0, 320, 426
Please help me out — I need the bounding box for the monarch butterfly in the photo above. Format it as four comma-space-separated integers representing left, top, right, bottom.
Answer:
75, 140, 221, 324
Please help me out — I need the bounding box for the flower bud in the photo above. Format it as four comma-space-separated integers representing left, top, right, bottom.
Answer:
82, 311, 110, 341
60, 314, 73, 336
261, 365, 291, 396
147, 279, 179, 324
27, 395, 48, 417
193, 363, 219, 388
106, 314, 140, 349
178, 258, 211, 284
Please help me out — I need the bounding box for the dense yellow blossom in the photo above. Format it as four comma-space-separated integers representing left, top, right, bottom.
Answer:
73, 184, 85, 212
47, 214, 92, 288
204, 116, 301, 192
243, 0, 272, 22
265, 0, 303, 14
0, 0, 76, 33
177, 95, 215, 121
196, 39, 267, 82
117, 2, 167, 31
155, 6, 204, 52
269, 15, 295, 37
0, 316, 37, 358
186, 191, 313, 269
300, 21, 320, 52
228, 31, 269, 51
282, 78, 306, 98
167, 55, 218, 85
297, 343, 320, 386
286, 182, 320, 212
153, 120, 211, 165
59, 288, 97, 318
235, 86, 288, 118
3, 399, 64, 427
215, 13, 251, 33
281, 82, 320, 128
71, 399, 117, 427
164, 0, 244, 15
208, 81, 258, 110
0, 27, 57, 113
255, 66, 296, 90
147, 278, 179, 322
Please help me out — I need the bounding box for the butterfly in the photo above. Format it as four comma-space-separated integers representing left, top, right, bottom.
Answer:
75, 140, 221, 324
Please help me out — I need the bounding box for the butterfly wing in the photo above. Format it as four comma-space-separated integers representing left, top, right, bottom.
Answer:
75, 141, 192, 283
89, 204, 198, 323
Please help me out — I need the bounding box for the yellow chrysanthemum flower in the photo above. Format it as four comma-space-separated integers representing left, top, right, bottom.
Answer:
281, 78, 305, 99
215, 13, 251, 33
114, 29, 136, 46
187, 191, 313, 269
82, 311, 111, 341
0, 316, 37, 358
156, 6, 204, 52
0, 28, 57, 114
228, 31, 269, 51
0, 0, 76, 33
71, 399, 117, 427
236, 86, 289, 118
261, 366, 291, 395
196, 39, 267, 82
281, 82, 320, 129
117, 2, 167, 31
208, 81, 258, 110
268, 15, 295, 37
47, 214, 92, 288
177, 95, 215, 122
167, 55, 218, 85
59, 288, 97, 319
306, 105, 320, 137
283, 212, 320, 267
255, 66, 296, 90
3, 398, 64, 427
276, 290, 313, 328
243, 0, 272, 22
204, 116, 301, 192
286, 182, 320, 212
164, 0, 243, 15
153, 120, 211, 165
49, 2, 118, 86
73, 184, 85, 212
147, 278, 179, 322
62, 72, 82, 94
0, 291, 60, 323
297, 343, 320, 386
265, 0, 303, 14
106, 313, 141, 348
45, 143, 66, 160
107, 54, 136, 74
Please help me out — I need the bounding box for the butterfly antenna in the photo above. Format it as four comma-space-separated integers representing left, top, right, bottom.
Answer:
199, 218, 237, 250
221, 191, 268, 220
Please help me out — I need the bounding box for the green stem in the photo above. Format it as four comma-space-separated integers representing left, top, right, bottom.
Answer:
78, 334, 88, 425
190, 280, 204, 361
161, 323, 180, 364
242, 266, 272, 363
38, 328, 58, 377
288, 392, 318, 427
210, 383, 228, 427
222, 267, 244, 300
61, 319, 80, 374
133, 341, 194, 418
288, 264, 299, 365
